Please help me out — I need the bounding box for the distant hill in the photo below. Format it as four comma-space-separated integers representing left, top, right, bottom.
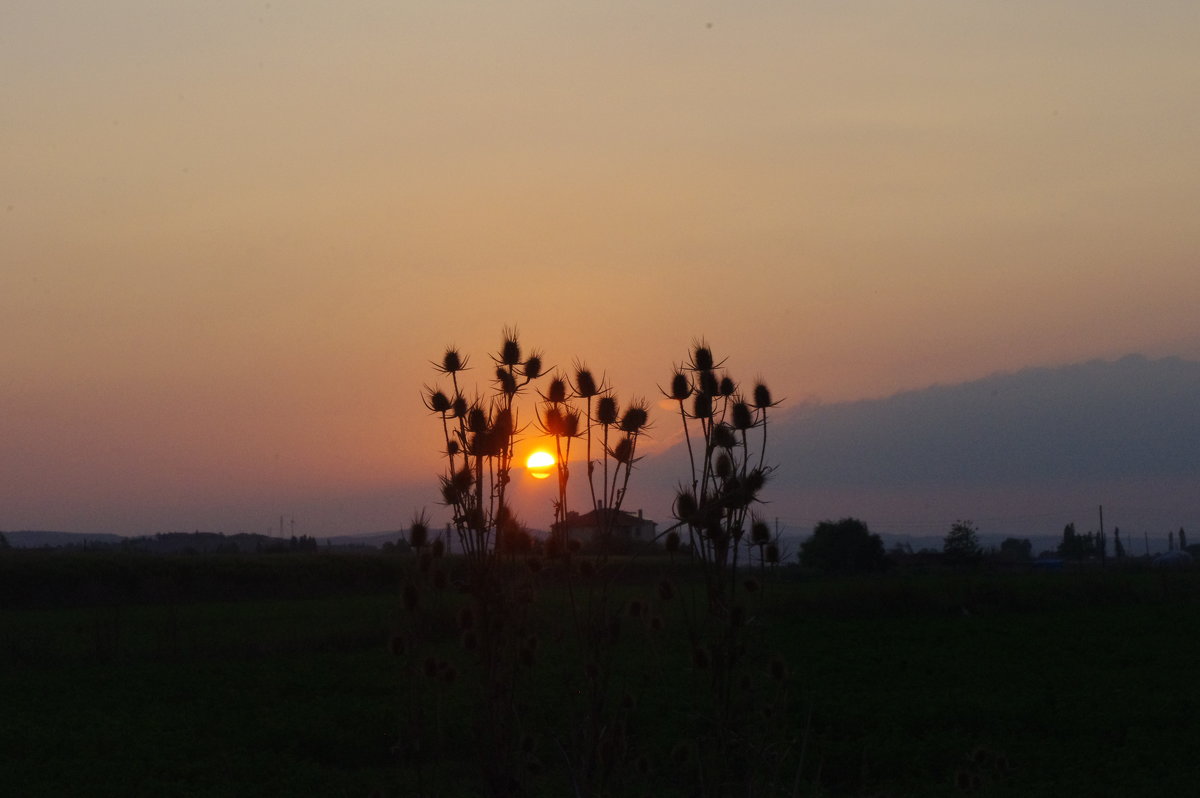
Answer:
635, 354, 1200, 542
4, 530, 126, 548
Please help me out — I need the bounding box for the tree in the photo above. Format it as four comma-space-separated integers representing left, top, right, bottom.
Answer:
799, 518, 886, 574
943, 519, 981, 564
997, 537, 1032, 562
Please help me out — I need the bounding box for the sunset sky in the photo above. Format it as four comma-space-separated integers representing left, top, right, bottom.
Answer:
3, 2, 1198, 536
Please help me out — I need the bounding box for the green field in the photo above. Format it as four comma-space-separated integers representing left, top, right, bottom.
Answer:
2, 552, 1199, 796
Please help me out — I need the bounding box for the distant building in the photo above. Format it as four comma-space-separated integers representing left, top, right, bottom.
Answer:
551, 507, 657, 544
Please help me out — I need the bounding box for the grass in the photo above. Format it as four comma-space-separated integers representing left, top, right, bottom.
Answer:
2, 553, 1200, 795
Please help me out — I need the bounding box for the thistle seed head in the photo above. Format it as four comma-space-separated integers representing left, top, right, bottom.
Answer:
451, 395, 468, 418
668, 370, 691, 401
426, 388, 452, 413
431, 538, 445, 558
547, 376, 567, 403
495, 367, 518, 396
719, 374, 735, 397
692, 343, 714, 371
597, 395, 618, 426
665, 530, 681, 552
611, 436, 634, 464
409, 519, 428, 549
714, 452, 733, 479
543, 406, 564, 436
691, 392, 713, 419
562, 409, 581, 439
731, 401, 754, 430
711, 422, 736, 449
751, 520, 771, 545
440, 347, 465, 374
619, 402, 649, 433
499, 329, 521, 366
467, 406, 487, 433
673, 489, 698, 521
698, 370, 719, 397
523, 353, 543, 379
753, 382, 773, 409
573, 366, 598, 399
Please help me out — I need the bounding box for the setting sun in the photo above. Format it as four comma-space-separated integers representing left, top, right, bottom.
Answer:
525, 450, 556, 480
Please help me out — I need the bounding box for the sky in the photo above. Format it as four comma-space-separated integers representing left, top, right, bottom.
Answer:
2, 1, 1198, 536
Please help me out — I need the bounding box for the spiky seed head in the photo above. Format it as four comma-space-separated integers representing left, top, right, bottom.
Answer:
674, 489, 698, 521
499, 330, 521, 366
746, 467, 767, 493
451, 395, 468, 418
562, 409, 581, 438
431, 538, 445, 558
441, 348, 465, 374
665, 530, 681, 552
753, 382, 773, 408
493, 407, 514, 439
467, 406, 487, 433
523, 353, 543, 379
547, 377, 567, 403
765, 543, 779, 564
597, 395, 618, 425
543, 406, 564, 436
446, 440, 459, 456
698, 370, 719, 397
732, 401, 754, 430
409, 521, 428, 549
452, 466, 473, 492
496, 367, 517, 396
619, 403, 649, 433
612, 436, 634, 464
669, 371, 691, 401
719, 374, 735, 397
691, 392, 713, 419
439, 481, 459, 506
714, 452, 733, 479
712, 422, 737, 449
574, 367, 598, 399
427, 389, 452, 413
692, 343, 714, 371
751, 520, 771, 544
649, 615, 664, 632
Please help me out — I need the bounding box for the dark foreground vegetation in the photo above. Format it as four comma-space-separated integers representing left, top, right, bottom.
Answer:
3, 550, 1200, 796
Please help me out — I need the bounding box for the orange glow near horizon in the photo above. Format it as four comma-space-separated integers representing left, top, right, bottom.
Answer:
525, 450, 555, 480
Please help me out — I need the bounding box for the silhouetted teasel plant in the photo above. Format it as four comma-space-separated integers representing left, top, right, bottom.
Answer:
665, 340, 780, 611
660, 340, 795, 795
